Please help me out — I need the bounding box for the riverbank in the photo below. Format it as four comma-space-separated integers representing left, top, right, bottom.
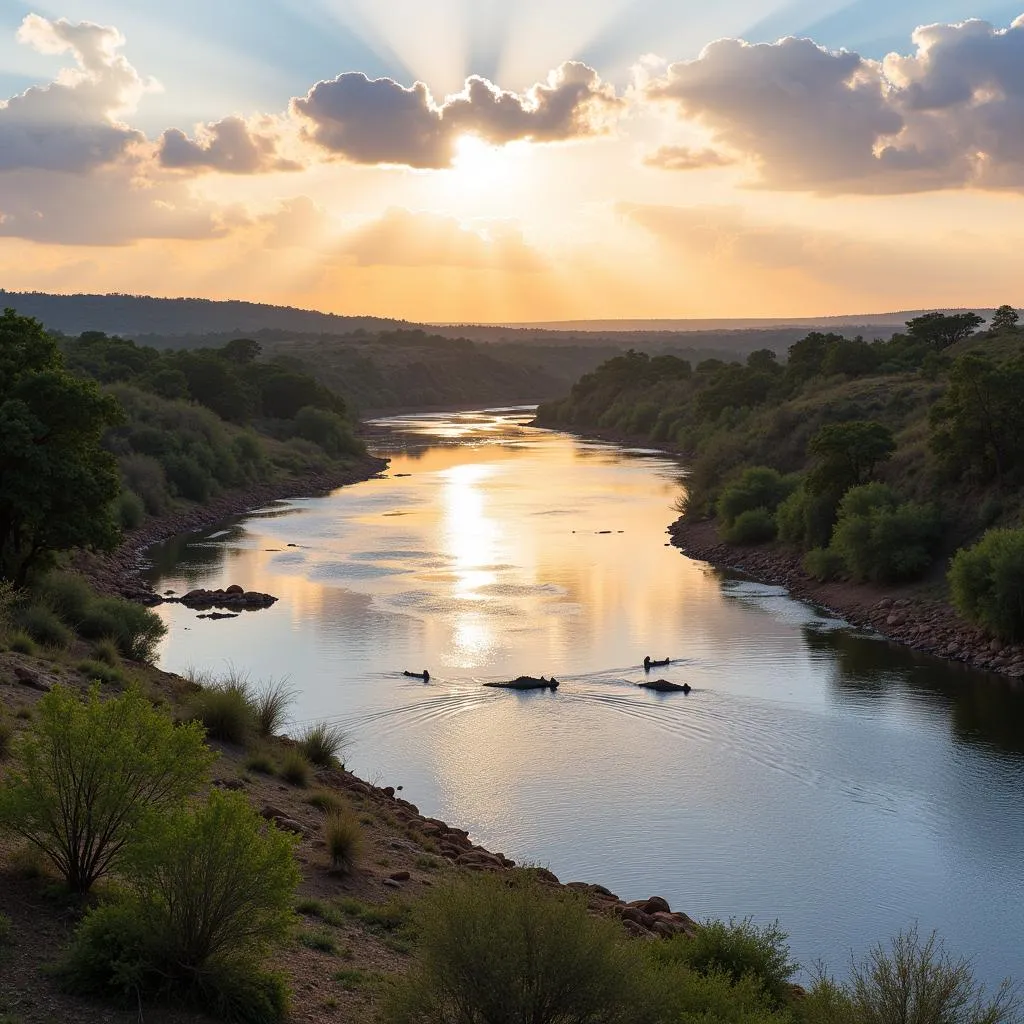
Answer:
0, 647, 697, 1024
78, 454, 388, 604
670, 517, 1024, 682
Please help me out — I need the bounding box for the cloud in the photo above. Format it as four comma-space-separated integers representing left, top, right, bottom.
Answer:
644, 15, 1024, 194
292, 62, 621, 168
0, 14, 152, 172
643, 145, 735, 171
339, 208, 542, 269
158, 115, 301, 174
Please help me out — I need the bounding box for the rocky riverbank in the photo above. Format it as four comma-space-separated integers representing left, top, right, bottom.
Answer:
670, 517, 1024, 682
78, 454, 388, 604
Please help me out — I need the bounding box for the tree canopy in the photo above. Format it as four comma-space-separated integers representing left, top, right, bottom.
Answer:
905, 311, 984, 350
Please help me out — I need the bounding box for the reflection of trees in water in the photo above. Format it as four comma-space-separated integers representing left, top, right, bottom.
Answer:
805, 626, 1024, 756
143, 524, 247, 585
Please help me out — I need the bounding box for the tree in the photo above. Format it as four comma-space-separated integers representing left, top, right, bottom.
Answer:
0, 686, 216, 894
989, 304, 1020, 333
785, 332, 846, 383
949, 529, 1024, 641
905, 311, 984, 350
0, 309, 123, 584
220, 337, 262, 364
807, 421, 896, 496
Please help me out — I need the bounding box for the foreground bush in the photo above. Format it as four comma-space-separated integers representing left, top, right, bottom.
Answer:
949, 528, 1024, 641
384, 870, 638, 1024
0, 686, 215, 894
61, 789, 298, 1023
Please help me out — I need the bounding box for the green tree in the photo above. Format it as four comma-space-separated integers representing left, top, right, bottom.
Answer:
807, 421, 896, 496
0, 309, 123, 583
785, 332, 845, 383
905, 311, 984, 350
949, 528, 1024, 642
930, 353, 1024, 483
0, 686, 216, 894
989, 305, 1020, 333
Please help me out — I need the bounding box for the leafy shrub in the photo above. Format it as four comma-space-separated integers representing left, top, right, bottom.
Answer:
383, 870, 638, 1024
117, 488, 146, 529
190, 680, 256, 745
803, 547, 847, 582
776, 486, 838, 551
949, 528, 1024, 642
294, 406, 363, 458
252, 679, 295, 738
324, 808, 363, 874
17, 605, 73, 648
831, 484, 941, 583
660, 917, 798, 1008
0, 685, 215, 894
717, 468, 795, 527
279, 750, 310, 787
298, 722, 346, 768
35, 572, 94, 624
78, 595, 167, 662
721, 508, 777, 545
7, 631, 35, 655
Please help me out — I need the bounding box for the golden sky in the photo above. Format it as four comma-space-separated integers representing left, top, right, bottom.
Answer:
2, 4, 1024, 321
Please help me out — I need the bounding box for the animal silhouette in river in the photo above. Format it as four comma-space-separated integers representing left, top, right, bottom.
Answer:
639, 679, 691, 694
643, 656, 671, 671
484, 675, 559, 691
403, 669, 430, 682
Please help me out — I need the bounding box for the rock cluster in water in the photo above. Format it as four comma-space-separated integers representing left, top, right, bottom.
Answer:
157, 584, 279, 611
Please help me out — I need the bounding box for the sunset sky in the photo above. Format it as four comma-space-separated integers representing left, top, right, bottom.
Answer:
2, 1, 1024, 322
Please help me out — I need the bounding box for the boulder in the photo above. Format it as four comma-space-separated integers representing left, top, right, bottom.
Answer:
642, 896, 672, 915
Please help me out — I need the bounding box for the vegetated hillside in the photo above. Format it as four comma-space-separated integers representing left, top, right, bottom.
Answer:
537, 309, 1024, 613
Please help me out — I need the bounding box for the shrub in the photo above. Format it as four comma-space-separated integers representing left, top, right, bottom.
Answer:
383, 870, 638, 1024
832, 484, 941, 584
324, 808, 363, 874
0, 715, 11, 760
776, 485, 840, 551
117, 488, 146, 529
18, 605, 73, 648
7, 631, 35, 655
721, 508, 777, 545
77, 659, 129, 688
35, 571, 94, 625
949, 528, 1024, 642
190, 680, 256, 745
659, 917, 798, 1008
298, 722, 346, 768
245, 746, 276, 776
91, 638, 121, 666
78, 596, 167, 662
300, 929, 339, 954
803, 547, 847, 582
0, 685, 215, 894
252, 679, 295, 739
305, 790, 344, 814
279, 750, 310, 787
717, 468, 796, 527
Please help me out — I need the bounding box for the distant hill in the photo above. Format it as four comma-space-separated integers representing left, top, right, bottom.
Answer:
0, 291, 404, 338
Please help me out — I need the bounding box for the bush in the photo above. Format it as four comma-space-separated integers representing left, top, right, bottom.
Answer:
7, 631, 35, 655
776, 485, 839, 551
298, 722, 346, 768
800, 926, 1020, 1024
191, 679, 256, 745
831, 484, 941, 584
294, 406, 363, 458
78, 595, 167, 662
17, 605, 73, 648
950, 528, 1024, 642
659, 917, 798, 1008
77, 659, 129, 688
0, 685, 215, 894
306, 790, 344, 815
324, 808, 363, 874
117, 488, 146, 530
721, 508, 777, 545
383, 870, 638, 1024
91, 638, 121, 666
35, 571, 94, 625
717, 468, 796, 527
803, 547, 847, 582
279, 749, 310, 787
252, 679, 295, 738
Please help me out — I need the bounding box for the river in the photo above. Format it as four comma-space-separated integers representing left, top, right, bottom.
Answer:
144, 408, 1024, 987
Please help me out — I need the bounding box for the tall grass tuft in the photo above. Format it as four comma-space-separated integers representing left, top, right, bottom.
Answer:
279, 749, 311, 787
323, 808, 363, 875
298, 722, 347, 768
18, 605, 73, 649
189, 676, 255, 745
252, 678, 296, 739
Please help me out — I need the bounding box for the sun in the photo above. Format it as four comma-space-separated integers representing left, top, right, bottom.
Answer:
450, 134, 514, 191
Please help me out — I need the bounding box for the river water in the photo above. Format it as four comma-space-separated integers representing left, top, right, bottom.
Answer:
145, 409, 1024, 987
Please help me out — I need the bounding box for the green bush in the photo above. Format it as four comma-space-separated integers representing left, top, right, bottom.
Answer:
949, 528, 1024, 642
384, 870, 638, 1024
7, 631, 35, 655
831, 484, 941, 583
279, 749, 311, 787
77, 659, 129, 688
78, 595, 167, 662
721, 508, 777, 545
0, 685, 215, 894
252, 679, 295, 738
776, 486, 838, 550
803, 547, 847, 582
190, 680, 256, 745
717, 468, 796, 527
642, 958, 789, 1023
117, 488, 146, 529
35, 571, 94, 625
17, 604, 73, 648
658, 917, 798, 1008
294, 406, 363, 458
298, 722, 346, 768
324, 808, 363, 874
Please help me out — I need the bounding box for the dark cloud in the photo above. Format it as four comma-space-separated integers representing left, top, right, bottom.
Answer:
0, 14, 146, 172
158, 116, 301, 174
644, 15, 1024, 193
292, 62, 621, 168
644, 145, 735, 171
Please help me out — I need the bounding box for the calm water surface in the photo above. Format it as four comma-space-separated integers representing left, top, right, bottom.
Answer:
146, 409, 1024, 986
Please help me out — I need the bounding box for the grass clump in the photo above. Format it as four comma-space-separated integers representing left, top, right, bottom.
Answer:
0, 716, 11, 761
296, 899, 345, 928
252, 679, 295, 738
299, 929, 339, 955
17, 605, 73, 649
298, 722, 347, 768
279, 749, 311, 787
245, 746, 277, 776
190, 678, 256, 746
76, 659, 129, 688
324, 808, 363, 875
90, 638, 121, 666
8, 631, 35, 655
305, 790, 344, 814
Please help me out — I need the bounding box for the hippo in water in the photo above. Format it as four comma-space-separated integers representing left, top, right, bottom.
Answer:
484, 676, 559, 691
639, 679, 691, 694
403, 669, 430, 682
643, 656, 671, 671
